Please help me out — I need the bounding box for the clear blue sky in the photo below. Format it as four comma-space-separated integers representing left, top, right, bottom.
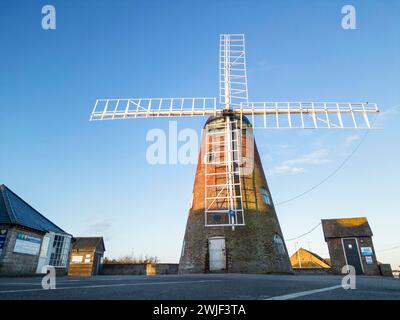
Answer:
1, 0, 399, 268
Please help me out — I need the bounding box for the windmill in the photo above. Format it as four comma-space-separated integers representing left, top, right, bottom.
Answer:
90, 34, 379, 274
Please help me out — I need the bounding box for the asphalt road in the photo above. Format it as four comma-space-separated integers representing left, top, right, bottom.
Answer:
0, 273, 399, 300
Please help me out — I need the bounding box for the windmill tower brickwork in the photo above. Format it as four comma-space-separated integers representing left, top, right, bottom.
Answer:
90, 34, 379, 274
179, 115, 292, 273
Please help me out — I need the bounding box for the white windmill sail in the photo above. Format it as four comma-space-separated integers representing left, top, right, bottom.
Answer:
90, 97, 218, 121
220, 34, 248, 109
90, 34, 380, 230
237, 101, 379, 129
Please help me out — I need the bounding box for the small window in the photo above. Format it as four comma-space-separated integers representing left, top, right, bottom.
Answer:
260, 188, 271, 205
274, 234, 286, 255
181, 241, 186, 257
49, 234, 71, 267
208, 126, 224, 134
189, 193, 194, 208
204, 152, 215, 164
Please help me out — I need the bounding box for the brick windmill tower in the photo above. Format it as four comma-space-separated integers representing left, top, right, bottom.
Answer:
90, 34, 379, 274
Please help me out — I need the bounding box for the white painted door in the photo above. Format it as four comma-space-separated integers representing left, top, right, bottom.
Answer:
36, 234, 51, 273
208, 237, 226, 271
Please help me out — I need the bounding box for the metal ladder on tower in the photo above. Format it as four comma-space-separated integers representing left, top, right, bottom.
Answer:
204, 118, 245, 230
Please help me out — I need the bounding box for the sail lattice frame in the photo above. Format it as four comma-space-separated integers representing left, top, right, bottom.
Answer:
204, 119, 244, 228
239, 102, 379, 129
89, 34, 381, 230
220, 34, 249, 109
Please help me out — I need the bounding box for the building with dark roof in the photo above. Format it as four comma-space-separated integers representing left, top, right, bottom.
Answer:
68, 237, 105, 276
0, 184, 72, 275
322, 217, 380, 275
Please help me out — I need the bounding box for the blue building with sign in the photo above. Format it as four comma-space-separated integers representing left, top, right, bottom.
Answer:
0, 184, 72, 275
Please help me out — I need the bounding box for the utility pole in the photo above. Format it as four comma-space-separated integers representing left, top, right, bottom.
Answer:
295, 242, 302, 268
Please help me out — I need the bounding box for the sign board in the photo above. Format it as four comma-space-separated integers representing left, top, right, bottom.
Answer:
360, 247, 373, 256
0, 229, 8, 249
71, 255, 83, 263
13, 233, 42, 256
365, 256, 373, 265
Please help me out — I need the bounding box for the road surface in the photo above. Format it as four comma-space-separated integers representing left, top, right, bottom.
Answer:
0, 273, 399, 300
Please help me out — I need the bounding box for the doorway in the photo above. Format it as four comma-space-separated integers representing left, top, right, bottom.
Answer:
208, 237, 226, 271
343, 238, 363, 275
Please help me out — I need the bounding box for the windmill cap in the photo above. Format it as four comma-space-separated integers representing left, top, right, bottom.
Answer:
204, 114, 252, 128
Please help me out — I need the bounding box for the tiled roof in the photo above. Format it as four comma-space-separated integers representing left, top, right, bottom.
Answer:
322, 217, 372, 239
290, 247, 331, 269
0, 184, 67, 234
72, 237, 105, 252
302, 248, 326, 263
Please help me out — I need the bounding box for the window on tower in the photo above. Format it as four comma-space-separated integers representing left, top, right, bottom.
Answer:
274, 234, 286, 256
189, 192, 194, 208
208, 126, 224, 134
260, 188, 271, 205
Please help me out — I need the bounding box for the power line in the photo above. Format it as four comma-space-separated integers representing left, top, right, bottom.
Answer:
285, 222, 322, 241
377, 244, 400, 253
275, 115, 380, 207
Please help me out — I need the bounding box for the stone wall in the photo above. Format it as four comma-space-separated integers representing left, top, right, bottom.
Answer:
155, 263, 179, 275
326, 238, 346, 274
101, 263, 147, 275
326, 236, 380, 275
180, 209, 292, 274
379, 264, 393, 277
0, 225, 44, 275
101, 263, 179, 275
179, 116, 293, 274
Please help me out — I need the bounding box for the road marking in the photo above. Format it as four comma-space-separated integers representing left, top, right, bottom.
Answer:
265, 285, 343, 300
0, 276, 181, 287
0, 279, 222, 294
0, 282, 40, 285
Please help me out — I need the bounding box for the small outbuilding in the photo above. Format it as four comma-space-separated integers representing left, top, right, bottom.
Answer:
290, 248, 331, 269
68, 237, 105, 276
0, 184, 72, 275
322, 217, 380, 275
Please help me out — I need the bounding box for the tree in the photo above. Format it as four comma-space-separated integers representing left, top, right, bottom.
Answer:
103, 254, 159, 264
